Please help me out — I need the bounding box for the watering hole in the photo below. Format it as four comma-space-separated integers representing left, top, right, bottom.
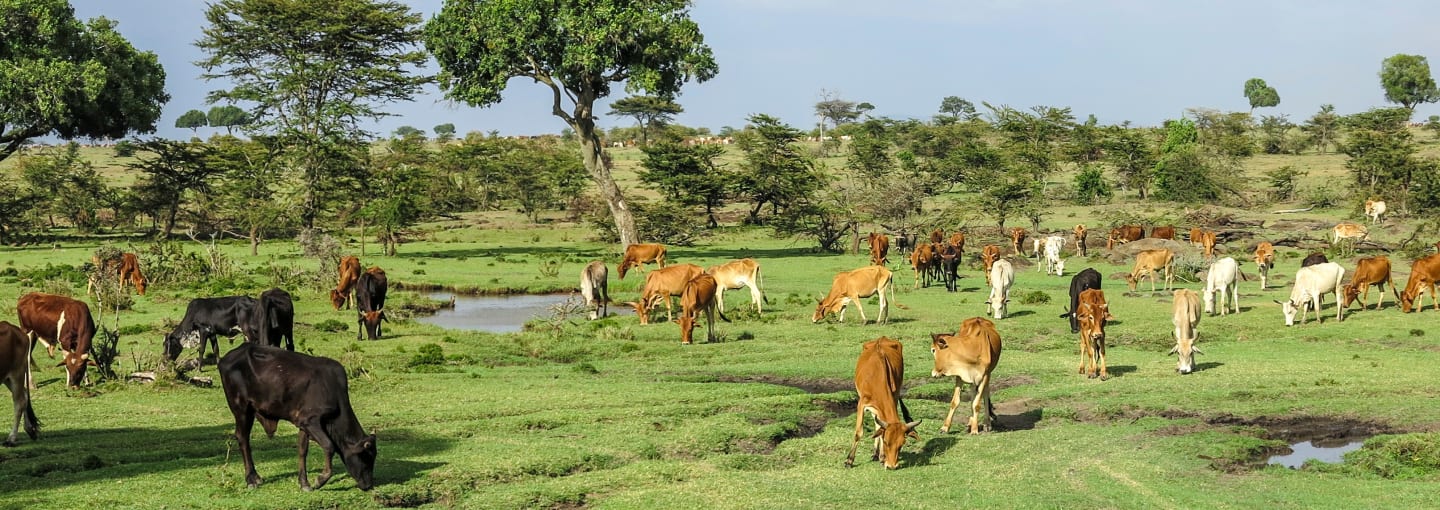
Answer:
414, 292, 626, 333
1266, 438, 1365, 468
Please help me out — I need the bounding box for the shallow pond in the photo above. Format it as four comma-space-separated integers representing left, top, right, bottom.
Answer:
413, 292, 624, 333
1266, 438, 1365, 469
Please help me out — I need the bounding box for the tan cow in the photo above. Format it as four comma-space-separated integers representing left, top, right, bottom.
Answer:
845, 337, 920, 469
1073, 224, 1088, 257
706, 258, 765, 314
868, 232, 890, 266
1170, 289, 1203, 375
1199, 230, 1218, 260
1125, 249, 1175, 291
911, 243, 935, 289
580, 261, 608, 320
1253, 242, 1276, 290
981, 244, 1002, 286
1365, 199, 1387, 224
930, 317, 1002, 434
1341, 256, 1397, 311
617, 243, 668, 280
1106, 225, 1144, 249
677, 274, 728, 344
330, 256, 362, 310
1075, 289, 1114, 379
1399, 254, 1440, 313
1331, 223, 1368, 246
623, 264, 703, 324
1189, 227, 1205, 248
1009, 227, 1027, 256
813, 266, 894, 325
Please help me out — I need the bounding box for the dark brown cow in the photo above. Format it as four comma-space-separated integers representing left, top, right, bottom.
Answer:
1341, 256, 1398, 311
618, 243, 668, 280
355, 267, 388, 340
845, 337, 919, 469
220, 342, 376, 491
331, 256, 362, 310
1300, 252, 1329, 268
1, 322, 39, 446
1106, 225, 1144, 249
868, 232, 890, 266
17, 293, 95, 388
1151, 225, 1176, 240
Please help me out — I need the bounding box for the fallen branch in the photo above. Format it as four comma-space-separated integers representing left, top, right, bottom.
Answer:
1272, 206, 1315, 214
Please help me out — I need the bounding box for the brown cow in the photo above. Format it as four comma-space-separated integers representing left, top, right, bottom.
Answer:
330, 256, 362, 310
624, 264, 703, 324
677, 274, 728, 344
1125, 249, 1175, 291
1106, 225, 1144, 249
930, 317, 1002, 434
1399, 254, 1440, 313
617, 243, 668, 280
1075, 289, 1114, 379
1190, 227, 1204, 247
1, 322, 40, 446
929, 228, 945, 245
1151, 225, 1176, 240
89, 252, 149, 296
948, 231, 966, 255
981, 244, 1002, 286
845, 337, 919, 469
1009, 227, 1027, 256
1341, 256, 1397, 311
910, 243, 935, 289
1199, 230, 1218, 260
868, 232, 890, 266
1254, 242, 1276, 290
1073, 224, 1088, 257
706, 259, 765, 314
17, 293, 96, 388
813, 266, 894, 325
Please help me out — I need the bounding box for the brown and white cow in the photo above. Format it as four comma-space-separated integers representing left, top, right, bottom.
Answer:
1009, 227, 1027, 257
1073, 224, 1088, 257
1075, 289, 1114, 379
868, 232, 890, 266
1254, 242, 1276, 290
1341, 256, 1397, 311
580, 261, 608, 320
617, 243, 667, 280
1170, 289, 1203, 374
330, 256, 362, 310
1, 322, 39, 446
846, 337, 919, 469
1365, 199, 1387, 224
813, 266, 894, 325
1151, 225, 1176, 240
17, 293, 96, 388
1106, 225, 1144, 249
677, 274, 728, 344
624, 264, 704, 324
706, 258, 766, 314
1332, 223, 1369, 246
981, 244, 1002, 286
1124, 249, 1175, 292
930, 317, 1002, 434
1399, 254, 1440, 313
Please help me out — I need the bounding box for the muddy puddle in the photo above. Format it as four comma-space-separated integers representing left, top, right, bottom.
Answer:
414, 292, 626, 333
1266, 438, 1365, 468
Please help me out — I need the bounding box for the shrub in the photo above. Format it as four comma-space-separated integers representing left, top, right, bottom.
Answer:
1018, 291, 1050, 305
313, 319, 348, 332
409, 343, 445, 367
588, 200, 708, 246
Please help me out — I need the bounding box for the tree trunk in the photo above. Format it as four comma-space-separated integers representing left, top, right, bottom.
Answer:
249, 224, 260, 256
163, 200, 180, 238
578, 130, 638, 247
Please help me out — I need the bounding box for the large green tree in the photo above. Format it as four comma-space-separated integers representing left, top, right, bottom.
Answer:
638, 142, 728, 227
0, 0, 168, 162
196, 0, 430, 228
1379, 54, 1439, 112
176, 109, 209, 134
1101, 125, 1157, 198
1243, 78, 1281, 112
206, 105, 250, 135
938, 96, 977, 122
425, 0, 718, 247
1302, 104, 1341, 154
127, 139, 225, 238
734, 114, 825, 224
210, 135, 290, 254
609, 95, 684, 146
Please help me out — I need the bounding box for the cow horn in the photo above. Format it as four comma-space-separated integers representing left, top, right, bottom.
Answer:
905, 420, 922, 439
1168, 345, 1178, 355
1193, 345, 1205, 355
871, 422, 887, 438
1272, 299, 1283, 305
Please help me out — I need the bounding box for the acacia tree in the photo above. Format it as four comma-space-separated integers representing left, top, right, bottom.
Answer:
938, 96, 977, 122
0, 0, 168, 162
425, 0, 718, 247
210, 135, 290, 254
1243, 78, 1281, 112
734, 114, 825, 224
1302, 104, 1341, 154
1379, 54, 1439, 112
176, 110, 208, 134
206, 105, 250, 135
609, 95, 684, 146
196, 0, 430, 228
638, 142, 729, 227
127, 139, 226, 238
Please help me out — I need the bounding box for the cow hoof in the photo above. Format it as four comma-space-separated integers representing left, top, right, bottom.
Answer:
844, 460, 855, 468
1087, 373, 1097, 379
1100, 375, 1110, 381
301, 485, 313, 492
938, 426, 950, 434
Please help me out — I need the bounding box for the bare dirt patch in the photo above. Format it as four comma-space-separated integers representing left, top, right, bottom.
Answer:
713, 374, 852, 394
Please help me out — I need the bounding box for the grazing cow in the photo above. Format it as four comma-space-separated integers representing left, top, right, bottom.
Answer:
1254, 242, 1276, 290
937, 242, 961, 292
1203, 257, 1239, 316
981, 244, 1002, 286
1278, 262, 1345, 325
1189, 227, 1205, 248
354, 267, 389, 340
93, 252, 148, 296
617, 243, 667, 280
1042, 235, 1066, 276
1073, 224, 1088, 257
1171, 289, 1203, 375
1365, 199, 1387, 224
1341, 256, 1397, 311
580, 261, 609, 320
1060, 268, 1103, 334
1151, 225, 1176, 240
1125, 249, 1175, 292
1075, 289, 1114, 379
911, 243, 936, 289
330, 256, 361, 310
1106, 225, 1144, 249
247, 288, 295, 351
930, 228, 945, 245
1332, 223, 1369, 246
986, 259, 1014, 319
813, 266, 894, 325
1, 322, 39, 446
930, 317, 1002, 434
1199, 230, 1218, 260
677, 274, 729, 344
220, 343, 376, 491
868, 232, 890, 266
625, 264, 704, 324
845, 337, 919, 469
1009, 227, 1027, 256
17, 293, 96, 388
1300, 252, 1329, 268
163, 296, 258, 368
1399, 254, 1440, 313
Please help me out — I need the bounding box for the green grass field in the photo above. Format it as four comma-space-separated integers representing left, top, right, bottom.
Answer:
3, 143, 1440, 508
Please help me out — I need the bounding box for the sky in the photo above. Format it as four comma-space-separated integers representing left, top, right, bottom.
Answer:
64, 0, 1440, 141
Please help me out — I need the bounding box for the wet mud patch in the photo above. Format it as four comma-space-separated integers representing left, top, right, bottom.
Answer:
1107, 409, 1403, 472
737, 398, 854, 455
712, 374, 852, 394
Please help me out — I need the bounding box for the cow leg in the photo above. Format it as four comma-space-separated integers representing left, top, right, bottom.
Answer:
232, 407, 262, 488
5, 379, 22, 446
969, 374, 992, 434
851, 296, 868, 324
1231, 284, 1240, 314
748, 281, 764, 314
940, 381, 963, 434
713, 287, 726, 315
705, 306, 717, 343
296, 427, 313, 491
1078, 337, 1089, 375
845, 404, 866, 467
1097, 340, 1109, 380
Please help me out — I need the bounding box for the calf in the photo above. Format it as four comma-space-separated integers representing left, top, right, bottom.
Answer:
1399, 253, 1440, 313
89, 252, 149, 296
164, 296, 257, 368
910, 243, 935, 289
846, 337, 919, 469
1075, 289, 1114, 379
625, 264, 703, 324
1171, 289, 1203, 375
1060, 268, 1103, 334
981, 244, 1002, 286
1, 322, 40, 446
677, 274, 729, 344
1365, 199, 1387, 224
580, 261, 609, 320
18, 293, 96, 388
707, 258, 765, 314
330, 256, 361, 310
1043, 235, 1066, 276
617, 243, 667, 280
1341, 256, 1397, 311
355, 267, 389, 340
1301, 252, 1329, 268
1332, 222, 1368, 246
1254, 242, 1276, 290
1125, 249, 1175, 292
813, 266, 894, 325
868, 232, 890, 266
247, 288, 295, 351
1073, 224, 1088, 257
985, 259, 1014, 319
220, 342, 376, 491
1278, 262, 1345, 325
930, 317, 1002, 434
937, 242, 961, 292
1203, 257, 1239, 316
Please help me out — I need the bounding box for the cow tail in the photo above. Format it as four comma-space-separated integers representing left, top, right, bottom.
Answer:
898, 398, 913, 424
22, 377, 40, 439
757, 265, 771, 304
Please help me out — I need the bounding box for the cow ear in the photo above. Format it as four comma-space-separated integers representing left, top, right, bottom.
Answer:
871, 423, 887, 438
930, 334, 948, 349
1272, 300, 1283, 305
360, 434, 376, 450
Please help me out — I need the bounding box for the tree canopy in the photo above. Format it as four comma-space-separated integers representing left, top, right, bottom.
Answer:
176, 109, 209, 134
609, 95, 684, 146
1379, 54, 1439, 112
206, 105, 250, 135
1243, 78, 1280, 111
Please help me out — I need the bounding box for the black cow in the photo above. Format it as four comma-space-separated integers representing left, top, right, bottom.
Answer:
1059, 268, 1103, 334
243, 288, 294, 351
355, 267, 388, 340
1301, 252, 1329, 268
938, 242, 961, 292
164, 296, 257, 368
219, 342, 376, 491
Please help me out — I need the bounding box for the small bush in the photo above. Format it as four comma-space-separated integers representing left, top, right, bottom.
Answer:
313, 319, 348, 332
118, 324, 152, 336
1313, 433, 1440, 480
90, 327, 121, 382
1018, 291, 1050, 305
409, 343, 445, 367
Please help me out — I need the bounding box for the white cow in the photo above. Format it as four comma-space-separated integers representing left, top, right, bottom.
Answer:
1031, 238, 1044, 266
1203, 257, 1239, 316
1365, 200, 1387, 224
1278, 262, 1345, 326
1043, 235, 1066, 276
985, 259, 1014, 319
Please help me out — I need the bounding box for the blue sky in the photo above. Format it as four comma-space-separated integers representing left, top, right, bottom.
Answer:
68, 0, 1440, 140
